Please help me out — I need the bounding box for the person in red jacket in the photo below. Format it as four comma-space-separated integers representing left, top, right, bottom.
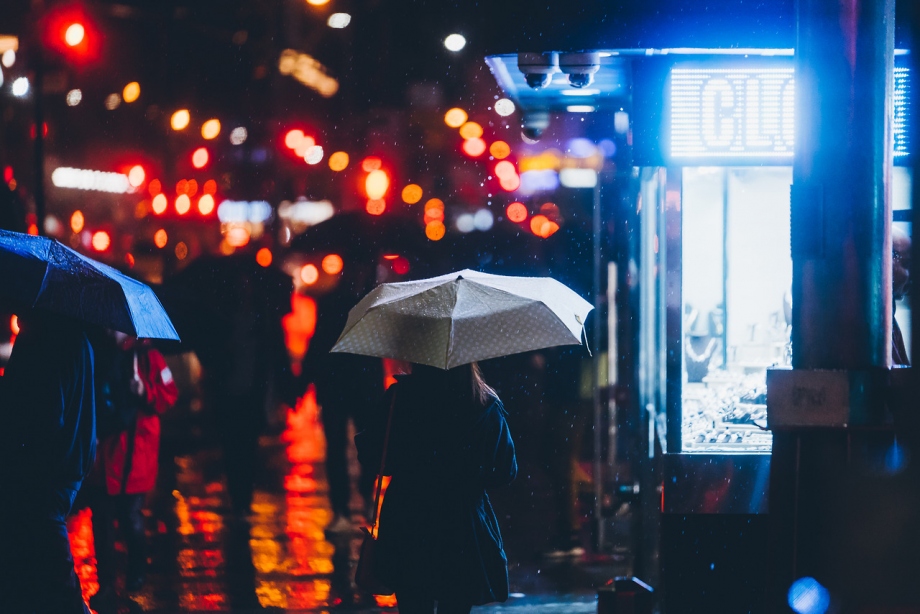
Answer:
89, 332, 178, 612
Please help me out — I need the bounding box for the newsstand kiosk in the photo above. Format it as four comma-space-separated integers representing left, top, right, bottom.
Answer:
487, 48, 912, 613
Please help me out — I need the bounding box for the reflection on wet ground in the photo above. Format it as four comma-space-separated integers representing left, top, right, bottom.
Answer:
68, 390, 607, 613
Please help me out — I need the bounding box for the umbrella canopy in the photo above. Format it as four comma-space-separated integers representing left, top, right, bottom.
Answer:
0, 230, 179, 340
331, 269, 593, 369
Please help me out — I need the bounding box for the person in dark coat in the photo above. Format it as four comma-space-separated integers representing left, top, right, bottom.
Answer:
355, 363, 517, 614
301, 264, 383, 532
0, 312, 95, 614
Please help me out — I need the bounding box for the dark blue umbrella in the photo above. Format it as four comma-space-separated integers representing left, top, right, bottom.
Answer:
0, 230, 179, 340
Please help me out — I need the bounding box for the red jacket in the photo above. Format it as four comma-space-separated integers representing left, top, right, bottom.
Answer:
97, 345, 178, 495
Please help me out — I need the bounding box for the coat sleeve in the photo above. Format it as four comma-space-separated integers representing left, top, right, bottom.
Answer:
476, 400, 518, 488
142, 349, 179, 414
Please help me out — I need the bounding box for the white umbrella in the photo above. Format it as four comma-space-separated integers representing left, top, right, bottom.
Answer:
331, 269, 593, 369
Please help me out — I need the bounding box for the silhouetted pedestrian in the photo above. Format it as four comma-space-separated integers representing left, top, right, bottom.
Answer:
355, 363, 517, 614
89, 332, 178, 612
301, 265, 383, 533
0, 312, 96, 614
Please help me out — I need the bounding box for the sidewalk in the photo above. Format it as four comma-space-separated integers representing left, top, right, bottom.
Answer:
67, 394, 606, 613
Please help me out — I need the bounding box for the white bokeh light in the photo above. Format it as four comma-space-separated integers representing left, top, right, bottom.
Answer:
473, 209, 494, 231
305, 145, 324, 165
1, 49, 14, 68
104, 93, 121, 110
494, 98, 515, 117
229, 126, 248, 145
11, 77, 29, 97
456, 213, 475, 233
327, 13, 351, 28
444, 34, 466, 52
66, 89, 82, 106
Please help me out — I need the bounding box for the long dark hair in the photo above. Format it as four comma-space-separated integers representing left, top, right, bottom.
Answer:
412, 362, 496, 406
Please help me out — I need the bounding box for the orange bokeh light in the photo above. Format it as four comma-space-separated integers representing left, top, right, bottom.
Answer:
91, 231, 110, 252
152, 194, 168, 215
423, 208, 444, 224
361, 156, 383, 172
70, 210, 84, 233
506, 202, 528, 223
458, 121, 483, 140
366, 199, 386, 215
425, 221, 446, 241
154, 228, 168, 248
494, 160, 516, 179
401, 184, 423, 204
530, 214, 560, 238
192, 147, 209, 169
322, 254, 344, 275
424, 198, 444, 212
328, 151, 349, 171
489, 141, 511, 159
300, 264, 319, 285
203, 179, 217, 195
197, 194, 215, 215
11, 315, 20, 335
462, 137, 486, 157
444, 108, 468, 128
127, 165, 145, 188
256, 247, 273, 267
175, 194, 191, 215
148, 178, 162, 196
365, 169, 390, 200
499, 174, 521, 192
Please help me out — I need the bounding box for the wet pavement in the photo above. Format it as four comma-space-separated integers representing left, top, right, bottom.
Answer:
67, 391, 613, 613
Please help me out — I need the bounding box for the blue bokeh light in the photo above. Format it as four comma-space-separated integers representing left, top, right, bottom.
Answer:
788, 577, 830, 614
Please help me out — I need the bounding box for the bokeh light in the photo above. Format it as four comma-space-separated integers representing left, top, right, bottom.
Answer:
300, 264, 319, 284
494, 98, 515, 116
304, 145, 324, 165
10, 315, 19, 335
229, 127, 248, 145
64, 23, 85, 47
361, 156, 383, 172
458, 121, 483, 139
154, 228, 168, 248
494, 161, 516, 179
175, 194, 191, 215
366, 199, 386, 215
122, 82, 141, 103
787, 577, 831, 614
328, 151, 349, 171
2, 49, 15, 68
425, 221, 446, 241
66, 89, 82, 106
444, 108, 468, 128
148, 179, 162, 196
192, 147, 209, 169
171, 109, 190, 131
365, 170, 390, 199
203, 179, 217, 194
127, 165, 145, 188
499, 174, 521, 191
401, 184, 423, 204
152, 194, 167, 214
11, 77, 29, 97
444, 34, 466, 52
91, 231, 110, 252
70, 210, 84, 233
307, 0, 329, 5
256, 247, 273, 267
201, 119, 221, 140
392, 256, 410, 275
174, 242, 188, 260
322, 254, 344, 275
489, 141, 511, 159
186, 179, 198, 197
284, 129, 305, 149
104, 94, 121, 110
124, 253, 135, 268
198, 194, 215, 215
462, 137, 487, 157
327, 13, 351, 28
530, 214, 560, 238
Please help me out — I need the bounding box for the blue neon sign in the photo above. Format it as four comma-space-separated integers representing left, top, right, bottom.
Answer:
669, 66, 910, 160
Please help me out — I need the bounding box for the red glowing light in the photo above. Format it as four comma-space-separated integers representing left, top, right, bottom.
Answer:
91, 231, 110, 252
256, 248, 273, 267
506, 202, 528, 223
3, 167, 13, 183
392, 256, 410, 275
322, 254, 344, 275
148, 178, 162, 196
383, 254, 399, 260
462, 137, 487, 157
361, 156, 383, 172
494, 160, 516, 179
203, 179, 217, 195
499, 174, 521, 192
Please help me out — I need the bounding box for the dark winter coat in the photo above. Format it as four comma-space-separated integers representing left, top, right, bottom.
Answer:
355, 375, 517, 605
0, 315, 95, 491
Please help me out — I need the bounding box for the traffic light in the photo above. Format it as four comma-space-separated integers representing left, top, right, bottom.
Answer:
42, 5, 101, 65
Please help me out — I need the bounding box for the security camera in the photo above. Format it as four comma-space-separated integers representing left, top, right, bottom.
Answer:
559, 52, 600, 88
517, 52, 558, 90
521, 111, 550, 143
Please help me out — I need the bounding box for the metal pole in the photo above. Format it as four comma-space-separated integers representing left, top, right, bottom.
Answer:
592, 178, 604, 551
32, 46, 45, 236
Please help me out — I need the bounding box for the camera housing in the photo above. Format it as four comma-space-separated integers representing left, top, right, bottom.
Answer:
517, 52, 558, 90
558, 52, 601, 88
521, 111, 550, 143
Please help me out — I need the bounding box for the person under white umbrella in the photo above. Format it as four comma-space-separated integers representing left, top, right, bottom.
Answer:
344, 270, 592, 614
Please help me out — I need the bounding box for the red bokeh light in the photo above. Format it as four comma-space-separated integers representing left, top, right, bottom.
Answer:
506, 202, 528, 223
392, 256, 410, 275
366, 199, 386, 215
361, 156, 383, 172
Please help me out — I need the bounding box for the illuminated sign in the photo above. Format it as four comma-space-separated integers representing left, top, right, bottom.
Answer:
670, 66, 911, 159
51, 167, 132, 193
